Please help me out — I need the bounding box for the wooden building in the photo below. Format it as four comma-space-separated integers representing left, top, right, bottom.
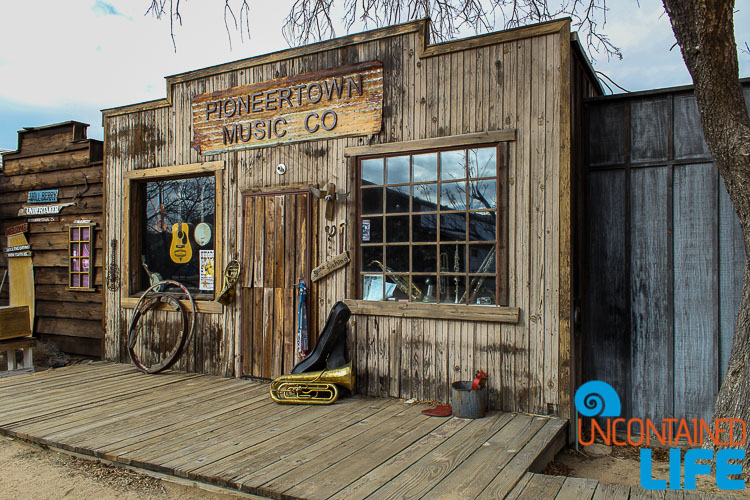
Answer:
101, 19, 601, 419
584, 80, 750, 423
0, 122, 105, 357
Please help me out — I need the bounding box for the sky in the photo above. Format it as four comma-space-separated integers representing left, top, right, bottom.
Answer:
0, 0, 748, 150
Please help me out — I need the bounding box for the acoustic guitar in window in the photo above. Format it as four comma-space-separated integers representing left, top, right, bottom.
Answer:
169, 190, 193, 264
170, 222, 192, 263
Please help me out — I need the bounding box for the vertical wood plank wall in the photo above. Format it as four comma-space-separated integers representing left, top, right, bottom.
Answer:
103, 20, 594, 415
0, 123, 104, 357
584, 84, 750, 422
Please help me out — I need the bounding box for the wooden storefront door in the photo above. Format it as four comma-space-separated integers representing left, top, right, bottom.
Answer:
241, 191, 311, 379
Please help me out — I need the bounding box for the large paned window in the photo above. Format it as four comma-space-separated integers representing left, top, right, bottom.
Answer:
358, 145, 507, 305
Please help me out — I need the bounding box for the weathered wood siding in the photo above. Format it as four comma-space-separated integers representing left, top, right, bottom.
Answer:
104, 20, 596, 415
0, 122, 104, 357
584, 82, 750, 422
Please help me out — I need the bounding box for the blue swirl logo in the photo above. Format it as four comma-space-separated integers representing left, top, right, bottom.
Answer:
574, 381, 622, 417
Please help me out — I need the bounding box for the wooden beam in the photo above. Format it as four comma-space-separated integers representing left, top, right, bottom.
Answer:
344, 299, 520, 323
419, 19, 570, 58
557, 20, 574, 425
121, 297, 223, 314
122, 161, 224, 180
343, 130, 516, 157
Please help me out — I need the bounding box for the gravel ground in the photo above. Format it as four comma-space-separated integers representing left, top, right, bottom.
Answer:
0, 436, 264, 499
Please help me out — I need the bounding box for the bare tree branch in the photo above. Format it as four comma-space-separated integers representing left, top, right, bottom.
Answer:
146, 0, 622, 60
282, 0, 621, 59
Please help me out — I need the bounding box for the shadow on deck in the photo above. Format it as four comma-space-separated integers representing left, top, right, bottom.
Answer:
0, 361, 658, 499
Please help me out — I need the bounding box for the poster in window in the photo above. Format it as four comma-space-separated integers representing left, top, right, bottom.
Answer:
199, 250, 215, 291
361, 219, 371, 242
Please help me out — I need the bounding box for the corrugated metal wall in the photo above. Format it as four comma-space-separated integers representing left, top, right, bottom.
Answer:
583, 82, 750, 422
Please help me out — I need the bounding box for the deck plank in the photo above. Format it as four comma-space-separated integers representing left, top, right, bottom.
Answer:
477, 417, 567, 498
0, 362, 577, 500
283, 407, 448, 499
247, 403, 425, 494
425, 413, 547, 499
330, 415, 472, 500
555, 476, 599, 500
365, 412, 516, 499
514, 473, 566, 498
190, 397, 393, 486
592, 482, 632, 500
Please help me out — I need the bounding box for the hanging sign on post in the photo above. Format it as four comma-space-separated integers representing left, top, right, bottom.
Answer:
27, 190, 59, 203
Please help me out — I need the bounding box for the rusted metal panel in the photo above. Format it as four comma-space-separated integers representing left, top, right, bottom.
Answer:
192, 61, 383, 155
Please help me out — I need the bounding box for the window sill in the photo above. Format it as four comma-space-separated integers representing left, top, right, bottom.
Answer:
121, 296, 223, 314
343, 299, 519, 324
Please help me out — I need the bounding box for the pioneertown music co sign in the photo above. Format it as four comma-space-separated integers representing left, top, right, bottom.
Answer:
192, 61, 383, 154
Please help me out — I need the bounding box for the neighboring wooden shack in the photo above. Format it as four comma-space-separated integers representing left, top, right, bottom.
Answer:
0, 122, 104, 357
584, 80, 750, 423
102, 19, 600, 419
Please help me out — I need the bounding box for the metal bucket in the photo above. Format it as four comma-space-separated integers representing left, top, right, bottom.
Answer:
451, 381, 487, 418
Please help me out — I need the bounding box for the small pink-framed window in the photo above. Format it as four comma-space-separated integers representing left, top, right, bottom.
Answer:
69, 223, 96, 290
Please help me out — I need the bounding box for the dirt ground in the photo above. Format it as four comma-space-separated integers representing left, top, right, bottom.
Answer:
545, 444, 750, 497
0, 436, 264, 499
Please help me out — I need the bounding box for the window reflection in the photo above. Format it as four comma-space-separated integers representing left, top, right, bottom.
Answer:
140, 176, 215, 294
359, 144, 502, 304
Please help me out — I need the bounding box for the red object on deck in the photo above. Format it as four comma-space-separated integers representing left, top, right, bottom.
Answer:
421, 405, 452, 417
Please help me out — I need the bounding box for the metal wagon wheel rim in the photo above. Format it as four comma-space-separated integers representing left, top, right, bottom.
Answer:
127, 279, 197, 374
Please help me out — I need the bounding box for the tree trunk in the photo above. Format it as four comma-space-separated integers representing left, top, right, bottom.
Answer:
663, 0, 750, 476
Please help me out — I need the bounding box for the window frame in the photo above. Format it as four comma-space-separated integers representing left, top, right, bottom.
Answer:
120, 161, 224, 314
68, 222, 96, 291
354, 142, 509, 308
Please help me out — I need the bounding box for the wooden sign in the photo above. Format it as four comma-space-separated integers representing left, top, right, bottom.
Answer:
18, 202, 75, 216
192, 61, 383, 155
5, 223, 28, 236
310, 251, 350, 282
27, 189, 58, 203
6, 251, 32, 258
4, 245, 31, 253
27, 216, 59, 223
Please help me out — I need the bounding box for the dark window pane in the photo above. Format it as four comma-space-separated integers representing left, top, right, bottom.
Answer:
468, 211, 496, 241
361, 187, 383, 214
360, 216, 382, 243
440, 181, 466, 210
468, 147, 497, 179
440, 275, 466, 304
385, 215, 409, 243
361, 246, 383, 271
468, 179, 496, 210
385, 185, 410, 213
386, 245, 409, 272
361, 158, 384, 185
413, 275, 438, 303
413, 183, 438, 212
440, 243, 466, 273
413, 153, 438, 182
142, 175, 215, 294
469, 244, 496, 273
440, 213, 466, 241
385, 275, 410, 301
386, 156, 410, 184
412, 245, 437, 273
468, 276, 496, 305
441, 150, 467, 181
362, 274, 384, 301
412, 214, 438, 242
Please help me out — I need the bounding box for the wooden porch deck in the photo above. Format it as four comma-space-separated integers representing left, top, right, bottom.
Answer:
0, 362, 728, 499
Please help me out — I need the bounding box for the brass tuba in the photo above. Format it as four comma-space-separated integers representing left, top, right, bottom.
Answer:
269, 363, 355, 404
